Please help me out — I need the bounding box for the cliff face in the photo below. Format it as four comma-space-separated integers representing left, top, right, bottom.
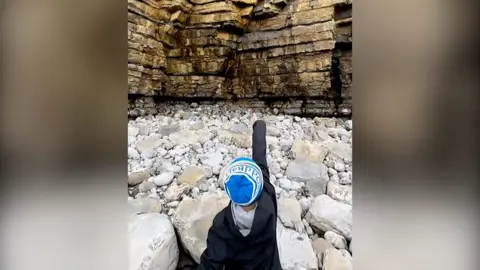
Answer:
128, 0, 352, 116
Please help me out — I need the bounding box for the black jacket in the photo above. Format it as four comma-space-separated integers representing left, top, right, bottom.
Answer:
197, 120, 282, 270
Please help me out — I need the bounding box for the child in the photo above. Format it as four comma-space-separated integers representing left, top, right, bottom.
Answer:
197, 120, 282, 270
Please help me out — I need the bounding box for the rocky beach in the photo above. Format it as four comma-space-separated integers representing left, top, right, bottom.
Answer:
127, 103, 352, 270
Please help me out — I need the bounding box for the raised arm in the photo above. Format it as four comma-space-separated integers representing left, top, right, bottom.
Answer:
252, 120, 270, 183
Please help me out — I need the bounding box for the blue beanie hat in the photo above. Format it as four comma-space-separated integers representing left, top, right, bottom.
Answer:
223, 157, 263, 206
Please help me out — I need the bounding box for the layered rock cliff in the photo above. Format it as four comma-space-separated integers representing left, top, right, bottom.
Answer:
128, 0, 352, 116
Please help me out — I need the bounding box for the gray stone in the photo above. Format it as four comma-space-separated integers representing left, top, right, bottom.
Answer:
322, 248, 352, 270
164, 183, 190, 202
267, 126, 282, 137
128, 169, 150, 186
306, 195, 352, 240
303, 218, 314, 236
338, 172, 349, 180
339, 174, 352, 185
138, 181, 156, 193
286, 160, 328, 183
328, 168, 338, 176
315, 130, 331, 141
169, 130, 204, 145
167, 201, 180, 208
334, 162, 345, 172
299, 197, 312, 213
231, 123, 249, 133
182, 111, 192, 120
286, 160, 328, 196
279, 139, 293, 152
128, 147, 140, 159
279, 178, 293, 190
330, 174, 340, 183
345, 120, 352, 131
191, 121, 205, 130
269, 162, 281, 175
324, 231, 347, 249
178, 167, 207, 187
152, 172, 174, 187
158, 124, 180, 137
128, 126, 139, 137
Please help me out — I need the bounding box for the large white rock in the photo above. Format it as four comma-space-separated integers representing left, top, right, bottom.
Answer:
278, 198, 304, 232
171, 194, 229, 263
305, 195, 352, 240
128, 213, 179, 270
277, 220, 318, 270
326, 181, 352, 205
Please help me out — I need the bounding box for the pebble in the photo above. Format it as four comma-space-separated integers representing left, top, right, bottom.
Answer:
167, 201, 179, 208
334, 162, 346, 172
328, 168, 338, 176
152, 172, 174, 186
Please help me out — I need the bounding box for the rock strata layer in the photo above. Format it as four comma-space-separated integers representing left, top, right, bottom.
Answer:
128, 0, 353, 116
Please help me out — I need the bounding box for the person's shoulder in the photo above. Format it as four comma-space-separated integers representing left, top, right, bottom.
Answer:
210, 204, 230, 232
208, 205, 237, 243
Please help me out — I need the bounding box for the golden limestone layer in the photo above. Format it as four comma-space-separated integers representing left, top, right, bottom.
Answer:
128, 0, 352, 112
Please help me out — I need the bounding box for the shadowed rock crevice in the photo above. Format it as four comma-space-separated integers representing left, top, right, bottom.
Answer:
128, 0, 353, 116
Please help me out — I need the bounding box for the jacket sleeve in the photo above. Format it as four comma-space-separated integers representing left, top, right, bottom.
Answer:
251, 120, 270, 183
197, 226, 228, 270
